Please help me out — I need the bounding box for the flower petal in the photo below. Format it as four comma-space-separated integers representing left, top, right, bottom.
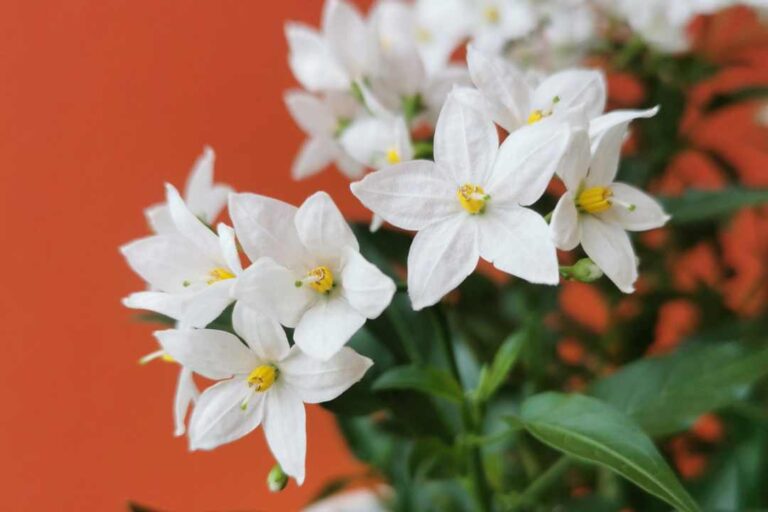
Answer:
285, 22, 348, 92
293, 297, 366, 361
280, 345, 373, 404
466, 44, 530, 131
586, 122, 626, 187
232, 302, 290, 362
340, 247, 396, 318
154, 328, 259, 380
166, 183, 222, 261
295, 191, 359, 259
322, 0, 371, 79
284, 90, 337, 136
350, 160, 461, 231
185, 146, 232, 224
340, 116, 405, 168
188, 378, 265, 451
264, 384, 306, 485
580, 216, 638, 293
177, 279, 234, 329
291, 137, 338, 180
598, 182, 671, 231
478, 205, 559, 284
217, 223, 242, 275
335, 151, 366, 180
550, 192, 581, 250
533, 69, 606, 121
174, 367, 199, 437
588, 107, 659, 153
145, 203, 175, 234
434, 91, 498, 185
407, 214, 479, 310
228, 193, 308, 267
558, 129, 591, 192
488, 121, 571, 206
122, 291, 184, 320
233, 257, 315, 328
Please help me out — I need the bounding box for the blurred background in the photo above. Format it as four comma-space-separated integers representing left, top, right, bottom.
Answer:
0, 0, 765, 510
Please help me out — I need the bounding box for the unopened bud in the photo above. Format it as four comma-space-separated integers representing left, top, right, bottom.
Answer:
571, 258, 603, 283
267, 464, 288, 492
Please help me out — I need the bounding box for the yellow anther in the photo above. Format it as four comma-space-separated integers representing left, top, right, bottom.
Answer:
577, 186, 613, 213
484, 6, 500, 24
161, 353, 175, 363
139, 349, 175, 365
416, 27, 433, 43
247, 365, 277, 392
457, 184, 488, 215
386, 148, 401, 164
307, 266, 335, 294
527, 110, 545, 125
207, 267, 236, 285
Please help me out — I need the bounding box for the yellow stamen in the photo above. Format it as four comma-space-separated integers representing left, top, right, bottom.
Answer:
247, 365, 277, 393
386, 148, 401, 164
207, 267, 235, 285
139, 349, 175, 365
307, 266, 335, 294
527, 109, 545, 125
457, 184, 488, 215
416, 27, 433, 43
484, 6, 500, 24
577, 186, 613, 213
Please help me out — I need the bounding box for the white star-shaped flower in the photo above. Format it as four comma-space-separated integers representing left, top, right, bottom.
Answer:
285, 90, 365, 180
155, 303, 373, 484
351, 92, 570, 310
230, 191, 396, 361
550, 116, 670, 293
121, 184, 242, 328
145, 146, 232, 234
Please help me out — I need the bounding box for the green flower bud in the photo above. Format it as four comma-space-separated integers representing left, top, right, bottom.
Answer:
267, 464, 288, 493
570, 258, 603, 283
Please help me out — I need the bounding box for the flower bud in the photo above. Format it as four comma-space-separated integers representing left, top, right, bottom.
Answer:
267, 464, 288, 492
562, 258, 603, 283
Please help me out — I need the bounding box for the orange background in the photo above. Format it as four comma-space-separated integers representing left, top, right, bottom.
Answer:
0, 1, 372, 510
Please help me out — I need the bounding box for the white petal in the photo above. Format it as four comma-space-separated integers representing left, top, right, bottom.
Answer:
478, 205, 559, 284
466, 44, 530, 131
589, 107, 659, 152
558, 129, 591, 192
185, 146, 231, 224
488, 122, 571, 206
188, 378, 265, 451
295, 191, 358, 259
580, 216, 638, 293
550, 192, 581, 251
145, 203, 175, 234
177, 279, 234, 329
322, 0, 372, 79
340, 116, 400, 168
586, 122, 626, 187
350, 160, 461, 231
434, 91, 498, 185
264, 384, 306, 485
122, 291, 184, 320
217, 223, 242, 275
228, 193, 308, 268
340, 247, 396, 318
598, 183, 671, 231
284, 90, 337, 136
423, 66, 472, 120
292, 137, 338, 180
533, 69, 606, 121
280, 345, 373, 404
121, 234, 215, 292
174, 367, 199, 437
285, 22, 349, 92
335, 151, 366, 180
407, 215, 479, 310
293, 297, 366, 361
233, 257, 315, 328
232, 302, 290, 362
165, 184, 222, 261
154, 328, 259, 380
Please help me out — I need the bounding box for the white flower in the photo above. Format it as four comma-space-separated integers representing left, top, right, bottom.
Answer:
121, 184, 242, 328
550, 112, 670, 293
285, 90, 365, 180
155, 303, 373, 484
139, 348, 200, 437
463, 44, 607, 133
285, 0, 376, 93
230, 191, 396, 360
145, 146, 232, 234
303, 486, 391, 512
351, 92, 570, 310
467, 0, 539, 54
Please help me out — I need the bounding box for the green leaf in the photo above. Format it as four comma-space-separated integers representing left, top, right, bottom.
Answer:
520, 392, 700, 512
661, 187, 768, 225
373, 365, 464, 403
475, 331, 526, 402
590, 343, 768, 437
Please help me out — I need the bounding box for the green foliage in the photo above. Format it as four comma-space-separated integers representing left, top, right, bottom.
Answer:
373, 364, 464, 403
661, 187, 768, 225
519, 393, 700, 512
474, 331, 526, 403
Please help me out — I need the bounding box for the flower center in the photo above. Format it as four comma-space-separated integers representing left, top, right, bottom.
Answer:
577, 186, 613, 213
207, 267, 236, 285
527, 96, 560, 125
304, 265, 335, 294
247, 365, 277, 393
386, 148, 401, 165
457, 184, 489, 215
416, 27, 433, 43
484, 6, 500, 24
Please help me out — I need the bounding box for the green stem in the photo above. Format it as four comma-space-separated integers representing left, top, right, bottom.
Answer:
432, 305, 493, 512
508, 456, 571, 511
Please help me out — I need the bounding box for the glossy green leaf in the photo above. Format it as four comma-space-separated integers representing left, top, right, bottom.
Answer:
590, 343, 768, 436
475, 331, 526, 402
373, 365, 464, 403
520, 392, 700, 512
661, 187, 768, 225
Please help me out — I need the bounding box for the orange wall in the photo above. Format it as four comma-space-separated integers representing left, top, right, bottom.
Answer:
0, 1, 372, 510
